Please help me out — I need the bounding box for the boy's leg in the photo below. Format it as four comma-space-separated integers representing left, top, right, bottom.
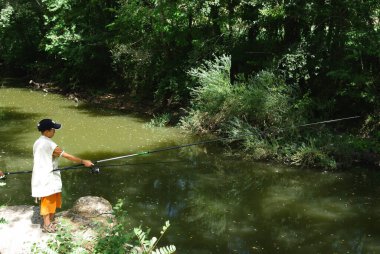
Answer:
51, 193, 62, 224
49, 213, 57, 225
40, 193, 61, 227
43, 214, 51, 227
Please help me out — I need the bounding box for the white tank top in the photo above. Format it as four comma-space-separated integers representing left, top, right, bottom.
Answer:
31, 135, 62, 197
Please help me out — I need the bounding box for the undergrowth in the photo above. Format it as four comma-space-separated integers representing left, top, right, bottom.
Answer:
180, 54, 376, 169
31, 199, 176, 254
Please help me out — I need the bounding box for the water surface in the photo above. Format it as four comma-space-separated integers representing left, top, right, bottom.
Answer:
1, 86, 379, 253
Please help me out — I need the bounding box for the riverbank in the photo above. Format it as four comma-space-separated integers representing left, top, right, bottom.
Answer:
27, 78, 158, 117
2, 77, 379, 170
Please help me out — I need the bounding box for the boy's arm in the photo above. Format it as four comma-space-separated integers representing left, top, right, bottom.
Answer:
53, 147, 93, 167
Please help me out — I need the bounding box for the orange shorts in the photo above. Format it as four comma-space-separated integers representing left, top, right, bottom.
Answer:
40, 193, 62, 216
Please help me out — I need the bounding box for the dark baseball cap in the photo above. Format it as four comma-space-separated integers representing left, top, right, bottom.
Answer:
37, 119, 62, 132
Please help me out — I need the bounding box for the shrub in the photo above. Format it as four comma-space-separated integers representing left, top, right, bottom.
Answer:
145, 113, 171, 128
94, 200, 176, 254
223, 117, 278, 160
93, 199, 133, 254
181, 54, 293, 133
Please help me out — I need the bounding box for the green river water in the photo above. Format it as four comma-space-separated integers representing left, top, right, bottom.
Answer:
1, 86, 380, 253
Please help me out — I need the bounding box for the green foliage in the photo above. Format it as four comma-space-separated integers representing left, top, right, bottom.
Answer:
31, 200, 176, 254
0, 3, 13, 28
94, 200, 176, 254
259, 3, 285, 19
93, 223, 133, 254
0, 217, 5, 224
145, 113, 171, 128
278, 41, 312, 85
93, 199, 133, 254
0, 0, 43, 71
223, 117, 277, 160
0, 204, 6, 224
42, 0, 80, 57
323, 133, 380, 167
290, 141, 337, 170
0, 183, 6, 224
38, 0, 114, 87
132, 221, 175, 254
31, 219, 89, 254
181, 55, 292, 133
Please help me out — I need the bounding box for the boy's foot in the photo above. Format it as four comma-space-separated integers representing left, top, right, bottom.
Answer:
51, 218, 60, 226
42, 223, 57, 233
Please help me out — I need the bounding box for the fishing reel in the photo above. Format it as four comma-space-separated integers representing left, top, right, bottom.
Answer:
91, 165, 100, 174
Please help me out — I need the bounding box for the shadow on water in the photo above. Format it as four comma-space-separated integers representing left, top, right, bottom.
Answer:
64, 102, 149, 121
0, 77, 28, 88
0, 107, 40, 165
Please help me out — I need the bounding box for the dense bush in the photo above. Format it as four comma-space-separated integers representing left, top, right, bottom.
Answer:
181, 55, 294, 133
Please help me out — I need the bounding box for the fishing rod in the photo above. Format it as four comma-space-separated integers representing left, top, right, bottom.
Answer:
0, 115, 360, 179
0, 164, 88, 180
0, 160, 188, 180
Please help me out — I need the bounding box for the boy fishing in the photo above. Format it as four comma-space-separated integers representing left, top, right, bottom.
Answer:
32, 119, 93, 233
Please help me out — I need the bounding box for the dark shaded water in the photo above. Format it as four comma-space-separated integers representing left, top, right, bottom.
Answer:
1, 86, 380, 253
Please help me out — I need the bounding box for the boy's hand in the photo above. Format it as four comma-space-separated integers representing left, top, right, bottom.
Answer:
82, 160, 94, 167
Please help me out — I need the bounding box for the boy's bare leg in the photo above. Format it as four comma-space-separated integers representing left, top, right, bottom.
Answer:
49, 213, 57, 224
43, 214, 51, 227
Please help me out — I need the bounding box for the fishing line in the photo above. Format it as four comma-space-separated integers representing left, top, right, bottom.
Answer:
0, 115, 360, 179
100, 160, 189, 168
294, 116, 360, 128
94, 116, 360, 164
